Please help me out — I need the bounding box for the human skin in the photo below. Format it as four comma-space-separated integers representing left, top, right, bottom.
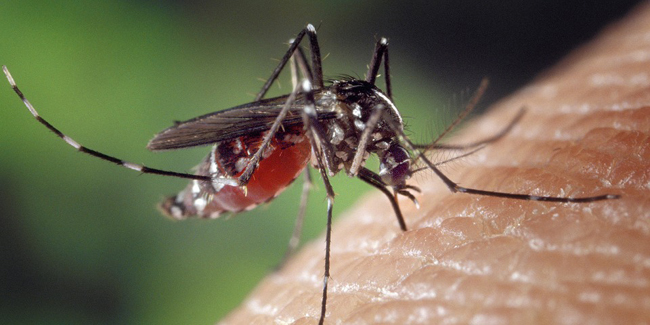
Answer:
222, 4, 650, 324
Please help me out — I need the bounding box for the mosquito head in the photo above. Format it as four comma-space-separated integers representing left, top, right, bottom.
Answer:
379, 142, 411, 187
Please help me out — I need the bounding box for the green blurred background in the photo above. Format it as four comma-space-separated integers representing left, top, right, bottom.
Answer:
0, 1, 642, 323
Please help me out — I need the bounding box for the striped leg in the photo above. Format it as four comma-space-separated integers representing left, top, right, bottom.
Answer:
3, 66, 210, 182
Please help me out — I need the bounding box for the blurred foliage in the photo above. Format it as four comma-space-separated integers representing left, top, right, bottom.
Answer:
0, 0, 641, 323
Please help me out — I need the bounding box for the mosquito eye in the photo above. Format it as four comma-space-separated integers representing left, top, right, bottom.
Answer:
379, 143, 411, 186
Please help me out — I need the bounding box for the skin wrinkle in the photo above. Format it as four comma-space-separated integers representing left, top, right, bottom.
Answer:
221, 4, 650, 324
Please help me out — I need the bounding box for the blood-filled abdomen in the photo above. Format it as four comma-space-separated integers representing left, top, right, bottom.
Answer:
161, 125, 311, 219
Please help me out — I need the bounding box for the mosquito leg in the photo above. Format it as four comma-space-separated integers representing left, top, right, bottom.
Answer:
294, 76, 336, 325
318, 196, 333, 325
272, 56, 313, 267
355, 117, 491, 231
237, 81, 301, 186
424, 151, 621, 202
365, 37, 393, 100
240, 25, 326, 186
278, 168, 312, 267
298, 79, 335, 197
366, 38, 387, 85
292, 43, 313, 84
255, 28, 306, 100
286, 24, 323, 88
349, 103, 385, 176
357, 168, 408, 231
301, 102, 334, 325
414, 107, 526, 150
386, 115, 622, 202
382, 41, 392, 100
358, 146, 490, 231
308, 135, 334, 325
290, 46, 300, 90
274, 45, 318, 266
409, 145, 486, 176
256, 24, 323, 101
300, 80, 337, 172
3, 65, 210, 183
288, 37, 313, 91
304, 24, 324, 89
289, 43, 313, 89
350, 37, 398, 176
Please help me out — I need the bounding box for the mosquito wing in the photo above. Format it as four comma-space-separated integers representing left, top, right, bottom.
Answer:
147, 94, 336, 151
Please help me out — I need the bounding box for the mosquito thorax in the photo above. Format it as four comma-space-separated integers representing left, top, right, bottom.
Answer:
322, 79, 404, 175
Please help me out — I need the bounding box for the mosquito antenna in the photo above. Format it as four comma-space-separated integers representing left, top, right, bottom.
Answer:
409, 145, 487, 175
427, 78, 489, 147
417, 107, 526, 151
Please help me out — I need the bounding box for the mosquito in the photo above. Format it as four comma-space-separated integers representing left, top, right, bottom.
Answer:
3, 24, 620, 324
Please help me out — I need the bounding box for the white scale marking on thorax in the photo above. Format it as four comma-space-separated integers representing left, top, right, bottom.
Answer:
372, 89, 403, 127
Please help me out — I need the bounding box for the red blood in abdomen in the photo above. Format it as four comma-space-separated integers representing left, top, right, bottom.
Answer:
203, 136, 312, 213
